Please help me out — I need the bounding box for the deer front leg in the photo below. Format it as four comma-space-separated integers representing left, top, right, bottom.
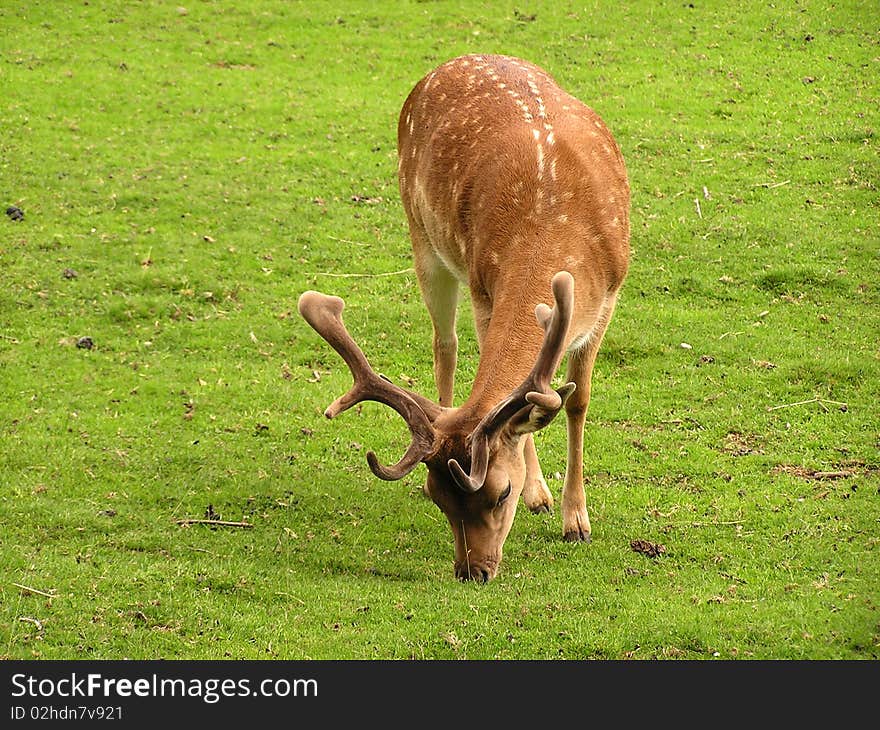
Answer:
562, 402, 591, 541
561, 334, 606, 542
562, 291, 618, 541
414, 257, 459, 408
561, 350, 592, 541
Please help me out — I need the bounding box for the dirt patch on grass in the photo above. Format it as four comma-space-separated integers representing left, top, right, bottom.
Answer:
630, 539, 667, 558
722, 431, 764, 456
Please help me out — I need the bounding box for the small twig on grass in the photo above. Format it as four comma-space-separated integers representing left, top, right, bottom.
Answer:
772, 465, 857, 481
176, 519, 253, 528
309, 267, 414, 278
767, 397, 848, 412
664, 520, 745, 529
19, 616, 44, 632
660, 417, 706, 430
688, 520, 744, 527
327, 235, 371, 247
274, 592, 308, 606
12, 582, 57, 599
812, 471, 854, 480
752, 179, 791, 189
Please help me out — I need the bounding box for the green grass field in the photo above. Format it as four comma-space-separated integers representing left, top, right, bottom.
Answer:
1, 1, 877, 660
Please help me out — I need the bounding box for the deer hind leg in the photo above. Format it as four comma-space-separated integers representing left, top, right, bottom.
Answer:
561, 301, 616, 542
521, 435, 554, 513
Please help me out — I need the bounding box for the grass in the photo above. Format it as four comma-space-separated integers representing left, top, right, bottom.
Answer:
1, 0, 877, 660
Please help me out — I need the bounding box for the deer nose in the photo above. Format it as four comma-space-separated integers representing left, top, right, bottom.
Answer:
455, 563, 493, 583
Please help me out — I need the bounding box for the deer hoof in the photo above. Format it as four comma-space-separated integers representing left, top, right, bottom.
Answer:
563, 507, 591, 542
522, 477, 554, 513
563, 529, 592, 543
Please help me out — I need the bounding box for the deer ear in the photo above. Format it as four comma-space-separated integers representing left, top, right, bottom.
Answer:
509, 382, 576, 435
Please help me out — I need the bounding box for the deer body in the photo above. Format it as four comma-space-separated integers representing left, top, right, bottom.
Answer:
299, 55, 629, 581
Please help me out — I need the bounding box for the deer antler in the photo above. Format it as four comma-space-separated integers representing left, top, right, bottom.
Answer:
448, 271, 577, 492
298, 291, 438, 480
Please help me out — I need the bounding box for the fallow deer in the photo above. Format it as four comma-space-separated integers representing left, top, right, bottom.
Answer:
299, 54, 629, 582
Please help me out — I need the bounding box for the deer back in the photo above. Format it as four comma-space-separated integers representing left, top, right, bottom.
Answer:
398, 54, 629, 310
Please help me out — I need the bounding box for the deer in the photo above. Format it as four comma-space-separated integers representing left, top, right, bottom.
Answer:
298, 54, 630, 582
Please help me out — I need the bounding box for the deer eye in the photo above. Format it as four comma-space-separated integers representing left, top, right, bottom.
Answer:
497, 481, 512, 506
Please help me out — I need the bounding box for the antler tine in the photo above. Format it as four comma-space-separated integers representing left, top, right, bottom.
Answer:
298, 290, 436, 481
448, 271, 577, 493
527, 270, 575, 391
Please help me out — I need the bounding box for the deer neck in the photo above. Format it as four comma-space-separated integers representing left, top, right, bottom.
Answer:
461, 284, 552, 418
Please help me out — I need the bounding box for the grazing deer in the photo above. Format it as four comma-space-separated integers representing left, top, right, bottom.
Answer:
299, 54, 629, 582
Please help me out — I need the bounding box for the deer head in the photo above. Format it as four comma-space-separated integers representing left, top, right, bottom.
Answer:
298, 271, 576, 582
